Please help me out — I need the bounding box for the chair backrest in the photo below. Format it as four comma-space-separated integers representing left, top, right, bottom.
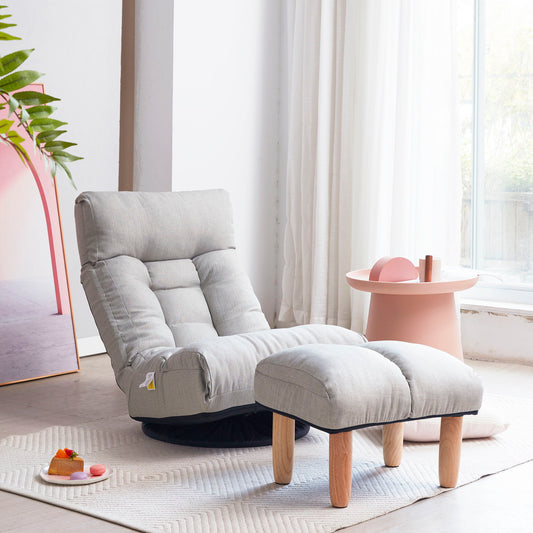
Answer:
75, 189, 269, 386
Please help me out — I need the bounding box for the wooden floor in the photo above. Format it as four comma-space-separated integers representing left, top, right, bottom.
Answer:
1, 355, 532, 532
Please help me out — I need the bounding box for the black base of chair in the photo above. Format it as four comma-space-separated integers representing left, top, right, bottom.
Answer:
141, 411, 310, 448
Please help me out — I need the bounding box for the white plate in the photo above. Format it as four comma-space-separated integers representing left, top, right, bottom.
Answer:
39, 465, 112, 485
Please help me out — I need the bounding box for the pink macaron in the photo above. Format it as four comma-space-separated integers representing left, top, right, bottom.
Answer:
90, 464, 106, 476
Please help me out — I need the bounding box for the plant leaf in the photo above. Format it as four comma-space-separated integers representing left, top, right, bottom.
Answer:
36, 129, 66, 143
54, 159, 77, 189
27, 104, 56, 119
47, 155, 57, 177
3, 139, 28, 164
0, 117, 13, 133
0, 134, 22, 157
0, 49, 33, 76
44, 140, 77, 152
0, 70, 43, 92
13, 90, 60, 106
19, 105, 29, 123
8, 93, 18, 114
51, 150, 83, 163
0, 22, 15, 30
15, 141, 29, 161
7, 129, 24, 144
0, 31, 20, 41
29, 118, 67, 132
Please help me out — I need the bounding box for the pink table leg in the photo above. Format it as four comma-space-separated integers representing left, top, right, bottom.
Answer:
365, 293, 463, 360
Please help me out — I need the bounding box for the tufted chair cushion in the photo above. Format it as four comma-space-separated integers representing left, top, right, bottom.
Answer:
75, 190, 269, 387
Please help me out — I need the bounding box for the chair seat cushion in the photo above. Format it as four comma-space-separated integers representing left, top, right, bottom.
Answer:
127, 325, 365, 420
254, 342, 483, 432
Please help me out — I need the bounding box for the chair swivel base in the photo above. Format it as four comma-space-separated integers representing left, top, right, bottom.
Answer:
141, 411, 310, 448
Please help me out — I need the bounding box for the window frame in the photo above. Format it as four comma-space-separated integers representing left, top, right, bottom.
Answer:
463, 0, 533, 306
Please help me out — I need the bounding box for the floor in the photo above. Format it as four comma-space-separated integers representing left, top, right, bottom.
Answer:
1, 355, 532, 533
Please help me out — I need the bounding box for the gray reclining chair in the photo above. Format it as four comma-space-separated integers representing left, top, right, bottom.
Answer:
75, 189, 364, 446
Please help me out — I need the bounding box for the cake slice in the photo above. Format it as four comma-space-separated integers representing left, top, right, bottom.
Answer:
48, 448, 84, 476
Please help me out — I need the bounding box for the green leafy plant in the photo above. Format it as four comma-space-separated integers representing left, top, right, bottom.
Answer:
0, 4, 80, 186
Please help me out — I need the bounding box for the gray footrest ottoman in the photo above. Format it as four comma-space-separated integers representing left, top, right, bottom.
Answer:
254, 341, 483, 508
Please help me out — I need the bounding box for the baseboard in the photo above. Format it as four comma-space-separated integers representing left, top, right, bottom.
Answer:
76, 335, 106, 357
461, 308, 533, 366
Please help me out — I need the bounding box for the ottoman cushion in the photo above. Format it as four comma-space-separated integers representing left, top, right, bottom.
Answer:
254, 343, 483, 433
365, 341, 484, 419
254, 344, 412, 431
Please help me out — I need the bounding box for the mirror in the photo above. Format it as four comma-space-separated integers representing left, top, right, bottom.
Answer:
0, 84, 79, 385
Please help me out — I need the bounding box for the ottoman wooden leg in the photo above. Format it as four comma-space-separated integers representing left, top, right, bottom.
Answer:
273, 413, 295, 485
439, 416, 463, 488
383, 422, 403, 467
329, 431, 352, 508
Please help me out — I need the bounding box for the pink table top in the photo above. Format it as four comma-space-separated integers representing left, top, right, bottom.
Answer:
346, 269, 478, 295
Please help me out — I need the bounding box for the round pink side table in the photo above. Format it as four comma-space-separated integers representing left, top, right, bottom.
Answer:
346, 269, 478, 360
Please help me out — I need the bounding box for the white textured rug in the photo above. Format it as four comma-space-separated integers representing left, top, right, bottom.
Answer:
1, 393, 532, 533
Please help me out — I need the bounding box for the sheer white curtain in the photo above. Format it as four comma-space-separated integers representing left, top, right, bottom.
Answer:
278, 0, 462, 332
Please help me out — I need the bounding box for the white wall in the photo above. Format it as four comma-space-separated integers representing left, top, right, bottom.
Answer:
133, 0, 174, 192
172, 0, 282, 324
6, 1, 122, 344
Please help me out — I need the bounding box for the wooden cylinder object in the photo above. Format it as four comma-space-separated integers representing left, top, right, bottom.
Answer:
424, 255, 433, 282
272, 413, 295, 485
329, 431, 353, 508
382, 422, 403, 467
439, 416, 463, 488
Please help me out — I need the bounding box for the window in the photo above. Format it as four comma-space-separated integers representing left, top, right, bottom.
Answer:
458, 0, 533, 304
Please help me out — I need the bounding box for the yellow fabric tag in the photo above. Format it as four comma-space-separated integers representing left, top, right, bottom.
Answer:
139, 372, 156, 390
